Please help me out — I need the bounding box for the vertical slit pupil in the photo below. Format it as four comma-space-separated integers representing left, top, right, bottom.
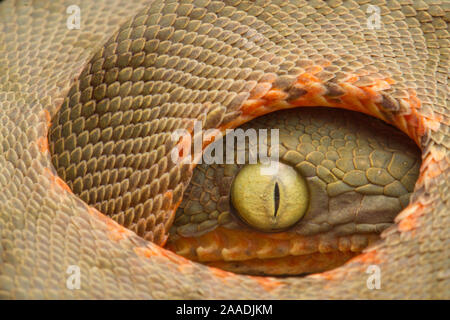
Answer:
274, 182, 280, 217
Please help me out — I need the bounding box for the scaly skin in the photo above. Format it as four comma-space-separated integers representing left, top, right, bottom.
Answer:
0, 0, 448, 299
168, 108, 421, 276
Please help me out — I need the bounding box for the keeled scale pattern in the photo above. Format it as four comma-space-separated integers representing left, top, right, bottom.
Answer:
0, 0, 448, 299
170, 108, 421, 241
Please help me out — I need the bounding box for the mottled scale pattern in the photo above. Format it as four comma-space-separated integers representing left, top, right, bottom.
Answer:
171, 108, 421, 240
0, 0, 448, 299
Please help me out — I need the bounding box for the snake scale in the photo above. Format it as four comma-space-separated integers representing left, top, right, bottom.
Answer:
0, 0, 448, 299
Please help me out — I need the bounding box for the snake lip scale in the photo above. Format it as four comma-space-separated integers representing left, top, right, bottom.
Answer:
0, 0, 448, 299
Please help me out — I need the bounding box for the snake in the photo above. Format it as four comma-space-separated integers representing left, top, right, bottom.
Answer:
0, 0, 448, 299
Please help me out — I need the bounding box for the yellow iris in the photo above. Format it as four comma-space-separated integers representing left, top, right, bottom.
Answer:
231, 162, 309, 232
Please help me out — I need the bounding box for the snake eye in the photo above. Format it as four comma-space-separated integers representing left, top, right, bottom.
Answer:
231, 162, 309, 232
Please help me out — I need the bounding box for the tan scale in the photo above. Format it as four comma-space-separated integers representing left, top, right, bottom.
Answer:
167, 108, 421, 275
0, 0, 448, 298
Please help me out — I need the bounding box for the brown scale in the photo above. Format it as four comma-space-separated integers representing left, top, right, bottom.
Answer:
0, 0, 448, 299
48, 0, 440, 247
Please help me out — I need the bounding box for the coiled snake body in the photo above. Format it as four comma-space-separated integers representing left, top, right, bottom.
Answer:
0, 0, 448, 299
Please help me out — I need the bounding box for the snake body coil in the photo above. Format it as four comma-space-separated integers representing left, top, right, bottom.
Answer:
0, 0, 448, 299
